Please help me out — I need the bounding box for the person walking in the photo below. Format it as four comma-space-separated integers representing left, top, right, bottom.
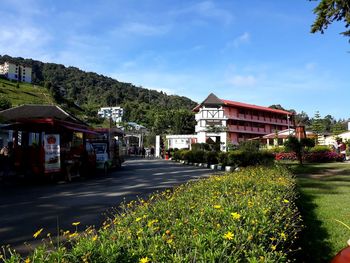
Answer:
0, 142, 13, 178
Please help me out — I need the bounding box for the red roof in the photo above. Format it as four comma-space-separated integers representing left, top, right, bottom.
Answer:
221, 99, 292, 115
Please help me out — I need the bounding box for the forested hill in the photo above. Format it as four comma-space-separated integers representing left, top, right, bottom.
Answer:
0, 55, 196, 111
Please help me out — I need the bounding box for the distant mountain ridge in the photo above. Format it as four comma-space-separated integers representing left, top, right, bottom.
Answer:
0, 55, 197, 111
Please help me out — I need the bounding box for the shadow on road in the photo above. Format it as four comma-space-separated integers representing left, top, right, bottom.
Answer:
0, 158, 215, 255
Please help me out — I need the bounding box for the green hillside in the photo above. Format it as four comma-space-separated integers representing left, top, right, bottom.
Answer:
0, 78, 54, 106
0, 55, 197, 134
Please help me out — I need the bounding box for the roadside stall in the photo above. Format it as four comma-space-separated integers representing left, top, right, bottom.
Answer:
0, 105, 97, 181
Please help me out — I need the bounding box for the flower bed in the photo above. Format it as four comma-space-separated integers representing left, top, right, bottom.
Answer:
274, 151, 343, 163
3, 167, 302, 262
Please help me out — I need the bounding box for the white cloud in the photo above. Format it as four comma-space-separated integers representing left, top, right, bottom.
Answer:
170, 0, 234, 25
118, 22, 171, 36
228, 75, 257, 87
0, 24, 52, 60
224, 32, 251, 50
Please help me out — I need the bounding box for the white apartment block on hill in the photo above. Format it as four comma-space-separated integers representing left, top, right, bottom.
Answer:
98, 106, 124, 123
0, 62, 32, 83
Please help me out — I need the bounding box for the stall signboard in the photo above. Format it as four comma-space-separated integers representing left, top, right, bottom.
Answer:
44, 134, 61, 173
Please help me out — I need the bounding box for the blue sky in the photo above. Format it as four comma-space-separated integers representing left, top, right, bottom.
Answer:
1, 0, 349, 119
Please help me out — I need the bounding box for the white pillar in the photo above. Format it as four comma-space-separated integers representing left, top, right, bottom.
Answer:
155, 135, 160, 158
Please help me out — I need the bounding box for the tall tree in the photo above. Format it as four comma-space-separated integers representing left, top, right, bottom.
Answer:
312, 111, 325, 143
311, 0, 350, 41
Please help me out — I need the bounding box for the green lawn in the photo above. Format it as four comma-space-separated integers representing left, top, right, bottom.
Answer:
0, 78, 54, 106
289, 162, 350, 262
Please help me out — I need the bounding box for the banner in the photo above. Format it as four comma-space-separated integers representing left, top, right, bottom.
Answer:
44, 134, 61, 173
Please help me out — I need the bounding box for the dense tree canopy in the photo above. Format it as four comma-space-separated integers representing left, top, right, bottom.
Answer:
311, 0, 350, 40
0, 55, 197, 134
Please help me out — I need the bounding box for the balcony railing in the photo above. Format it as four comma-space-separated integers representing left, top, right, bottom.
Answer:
227, 126, 267, 134
226, 114, 289, 126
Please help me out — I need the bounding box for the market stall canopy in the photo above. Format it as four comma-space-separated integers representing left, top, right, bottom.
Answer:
0, 105, 85, 125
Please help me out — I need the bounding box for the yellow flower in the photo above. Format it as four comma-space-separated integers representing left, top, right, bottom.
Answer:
223, 231, 234, 240
69, 232, 78, 239
271, 245, 277, 251
283, 199, 289, 203
92, 235, 98, 241
213, 205, 221, 209
25, 258, 31, 263
135, 217, 142, 222
280, 232, 287, 240
33, 228, 44, 238
166, 238, 173, 244
72, 222, 81, 226
231, 212, 241, 220
139, 257, 150, 263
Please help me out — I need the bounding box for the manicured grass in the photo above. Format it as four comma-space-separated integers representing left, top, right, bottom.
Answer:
0, 78, 54, 106
291, 162, 350, 262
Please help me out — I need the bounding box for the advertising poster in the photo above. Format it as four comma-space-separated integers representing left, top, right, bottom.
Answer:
44, 134, 61, 173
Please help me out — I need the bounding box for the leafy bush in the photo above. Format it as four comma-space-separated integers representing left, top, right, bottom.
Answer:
3, 167, 302, 262
274, 150, 343, 163
218, 152, 229, 166
0, 94, 12, 110
305, 151, 344, 163
238, 140, 260, 152
173, 149, 188, 161
226, 150, 275, 167
308, 145, 331, 153
275, 152, 298, 161
268, 146, 286, 153
191, 143, 210, 151
205, 151, 218, 165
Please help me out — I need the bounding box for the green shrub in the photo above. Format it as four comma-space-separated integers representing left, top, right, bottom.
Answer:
227, 150, 275, 167
268, 146, 286, 153
191, 150, 206, 163
205, 151, 218, 165
173, 149, 189, 161
238, 140, 260, 152
191, 143, 210, 151
3, 167, 302, 262
308, 145, 331, 153
218, 152, 229, 166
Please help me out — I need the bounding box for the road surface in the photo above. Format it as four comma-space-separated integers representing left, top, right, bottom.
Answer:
0, 158, 216, 254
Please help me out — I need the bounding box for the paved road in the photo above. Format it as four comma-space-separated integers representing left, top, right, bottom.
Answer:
0, 158, 215, 254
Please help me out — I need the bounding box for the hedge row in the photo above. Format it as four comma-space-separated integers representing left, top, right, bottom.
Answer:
3, 167, 302, 262
173, 149, 275, 167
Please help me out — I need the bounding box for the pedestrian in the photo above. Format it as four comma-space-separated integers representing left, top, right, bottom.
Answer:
142, 147, 146, 158
0, 142, 13, 178
150, 147, 154, 158
338, 139, 347, 160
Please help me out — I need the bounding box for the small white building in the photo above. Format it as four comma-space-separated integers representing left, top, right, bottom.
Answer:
97, 106, 124, 123
0, 62, 32, 83
166, 134, 197, 150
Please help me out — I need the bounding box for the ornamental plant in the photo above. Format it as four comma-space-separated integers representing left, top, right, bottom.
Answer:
2, 166, 302, 262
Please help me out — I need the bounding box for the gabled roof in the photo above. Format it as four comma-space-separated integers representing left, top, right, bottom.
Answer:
202, 93, 223, 106
0, 105, 85, 125
193, 93, 293, 115
262, 129, 316, 139
221, 99, 292, 115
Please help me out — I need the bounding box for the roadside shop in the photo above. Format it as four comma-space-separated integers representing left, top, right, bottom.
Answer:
0, 105, 96, 180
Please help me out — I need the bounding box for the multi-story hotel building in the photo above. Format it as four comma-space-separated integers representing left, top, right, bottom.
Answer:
0, 62, 32, 83
193, 93, 294, 151
97, 106, 124, 124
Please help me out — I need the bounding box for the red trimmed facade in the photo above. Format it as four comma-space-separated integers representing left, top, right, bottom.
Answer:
194, 93, 294, 150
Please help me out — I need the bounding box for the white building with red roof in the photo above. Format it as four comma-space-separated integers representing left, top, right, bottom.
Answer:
193, 93, 294, 151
